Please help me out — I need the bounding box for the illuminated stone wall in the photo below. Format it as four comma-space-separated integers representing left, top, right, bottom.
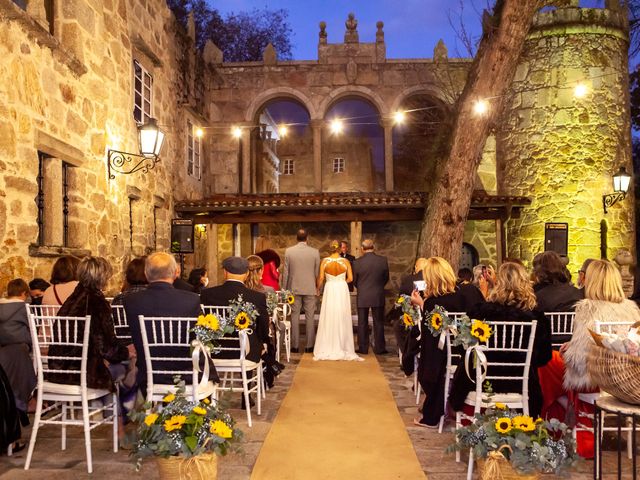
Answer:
497, 5, 633, 277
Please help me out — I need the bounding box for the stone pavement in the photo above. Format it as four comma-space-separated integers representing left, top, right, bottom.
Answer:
2, 327, 640, 479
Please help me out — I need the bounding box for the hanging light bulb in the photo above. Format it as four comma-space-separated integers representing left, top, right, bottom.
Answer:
473, 99, 489, 116
574, 83, 589, 98
195, 128, 204, 138
278, 125, 288, 137
231, 126, 242, 139
330, 119, 344, 135
393, 111, 406, 124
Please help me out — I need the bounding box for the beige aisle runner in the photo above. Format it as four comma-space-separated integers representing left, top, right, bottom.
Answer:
251, 354, 426, 480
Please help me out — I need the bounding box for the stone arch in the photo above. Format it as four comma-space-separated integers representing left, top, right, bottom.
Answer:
318, 86, 388, 119
245, 87, 316, 122
390, 86, 452, 115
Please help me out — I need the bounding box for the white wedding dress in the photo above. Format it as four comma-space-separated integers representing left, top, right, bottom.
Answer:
314, 259, 363, 361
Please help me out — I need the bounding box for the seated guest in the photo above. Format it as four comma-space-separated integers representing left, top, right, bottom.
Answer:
472, 264, 495, 299
399, 257, 427, 296
394, 258, 427, 362
456, 268, 473, 285
48, 257, 131, 391
42, 255, 80, 306
0, 279, 37, 416
409, 257, 485, 428
246, 256, 275, 294
255, 249, 281, 291
577, 258, 595, 289
449, 262, 552, 419
111, 257, 148, 305
173, 264, 195, 292
28, 278, 50, 306
200, 256, 270, 365
533, 251, 583, 314
124, 252, 206, 397
187, 267, 209, 295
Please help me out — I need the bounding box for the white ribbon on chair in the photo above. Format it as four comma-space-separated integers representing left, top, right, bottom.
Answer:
437, 325, 458, 350
464, 344, 488, 384
191, 339, 214, 400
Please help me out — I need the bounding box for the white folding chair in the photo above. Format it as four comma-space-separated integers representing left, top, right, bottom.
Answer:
24, 312, 118, 474
202, 305, 262, 427
546, 311, 575, 349
455, 320, 538, 480
438, 311, 465, 433
138, 315, 217, 404
272, 302, 291, 363
111, 305, 131, 343
26, 304, 61, 316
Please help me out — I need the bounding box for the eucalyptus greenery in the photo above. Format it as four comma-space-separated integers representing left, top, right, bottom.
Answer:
447, 405, 577, 475
266, 289, 295, 316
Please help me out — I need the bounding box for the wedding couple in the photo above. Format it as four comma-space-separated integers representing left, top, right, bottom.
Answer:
281, 229, 389, 362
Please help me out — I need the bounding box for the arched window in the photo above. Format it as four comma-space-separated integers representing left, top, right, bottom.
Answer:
460, 243, 479, 271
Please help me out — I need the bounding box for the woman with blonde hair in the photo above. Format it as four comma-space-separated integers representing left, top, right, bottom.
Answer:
246, 255, 274, 294
410, 257, 484, 428
448, 262, 552, 419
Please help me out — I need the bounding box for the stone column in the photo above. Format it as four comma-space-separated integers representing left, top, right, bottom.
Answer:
206, 224, 219, 281
241, 127, 252, 194
495, 218, 506, 267
43, 157, 63, 246
311, 119, 323, 192
350, 221, 363, 257
381, 117, 394, 191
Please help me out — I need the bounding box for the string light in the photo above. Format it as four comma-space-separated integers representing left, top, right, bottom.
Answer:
231, 126, 242, 139
329, 119, 344, 135
473, 99, 489, 116
195, 128, 203, 138
574, 83, 589, 98
278, 125, 288, 137
393, 111, 406, 124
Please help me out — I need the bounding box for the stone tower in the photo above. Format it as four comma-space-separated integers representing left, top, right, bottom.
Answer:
497, 4, 633, 276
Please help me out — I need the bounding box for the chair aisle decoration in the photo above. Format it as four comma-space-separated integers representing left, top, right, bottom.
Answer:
129, 379, 242, 480
267, 290, 294, 362
395, 294, 423, 404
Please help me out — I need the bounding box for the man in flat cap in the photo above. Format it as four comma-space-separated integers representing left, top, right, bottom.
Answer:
200, 256, 270, 365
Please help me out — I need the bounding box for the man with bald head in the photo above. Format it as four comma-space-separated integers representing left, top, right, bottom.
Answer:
123, 252, 203, 396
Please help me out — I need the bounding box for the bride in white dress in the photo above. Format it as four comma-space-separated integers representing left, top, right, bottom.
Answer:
313, 241, 363, 361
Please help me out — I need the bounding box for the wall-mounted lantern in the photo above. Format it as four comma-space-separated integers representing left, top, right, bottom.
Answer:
603, 166, 631, 214
107, 118, 165, 179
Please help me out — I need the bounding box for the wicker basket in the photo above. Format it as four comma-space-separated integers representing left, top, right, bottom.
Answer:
156, 453, 218, 480
588, 344, 640, 405
476, 445, 539, 480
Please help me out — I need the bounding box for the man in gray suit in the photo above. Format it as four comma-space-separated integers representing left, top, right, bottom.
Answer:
281, 229, 320, 353
353, 239, 389, 354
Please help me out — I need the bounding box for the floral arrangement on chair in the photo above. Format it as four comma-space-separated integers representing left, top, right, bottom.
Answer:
395, 294, 421, 329
191, 313, 235, 351
448, 404, 577, 475
228, 294, 258, 331
424, 307, 493, 349
129, 380, 242, 472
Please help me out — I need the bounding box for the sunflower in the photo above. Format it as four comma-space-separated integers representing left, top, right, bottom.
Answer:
202, 397, 211, 405
144, 413, 159, 426
470, 320, 492, 343
287, 294, 295, 305
162, 393, 175, 403
196, 315, 208, 327
396, 296, 405, 304
207, 314, 220, 331
512, 415, 536, 432
431, 313, 443, 331
494, 402, 507, 410
235, 312, 251, 330
164, 415, 187, 432
210, 419, 233, 438
402, 313, 414, 328
193, 406, 207, 416
535, 418, 544, 424
494, 417, 512, 434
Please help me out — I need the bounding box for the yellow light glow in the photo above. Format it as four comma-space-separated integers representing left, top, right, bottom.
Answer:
231, 126, 242, 139
574, 83, 589, 98
278, 125, 288, 137
330, 119, 344, 135
473, 99, 489, 116
393, 111, 406, 124
195, 128, 204, 138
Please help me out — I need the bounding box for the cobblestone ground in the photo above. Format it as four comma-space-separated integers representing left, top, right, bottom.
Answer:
2, 326, 640, 479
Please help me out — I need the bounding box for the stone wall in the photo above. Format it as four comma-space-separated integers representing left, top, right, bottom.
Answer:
497, 6, 633, 276
0, 0, 207, 294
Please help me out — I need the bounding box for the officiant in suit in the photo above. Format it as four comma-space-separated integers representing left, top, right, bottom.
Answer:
353, 239, 389, 354
281, 229, 320, 353
200, 256, 270, 364
339, 241, 356, 292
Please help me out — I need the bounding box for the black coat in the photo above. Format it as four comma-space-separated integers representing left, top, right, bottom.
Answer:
123, 282, 203, 395
534, 282, 583, 313
353, 252, 389, 308
340, 252, 356, 291
174, 278, 195, 292
200, 281, 270, 364
399, 271, 423, 297
448, 302, 553, 418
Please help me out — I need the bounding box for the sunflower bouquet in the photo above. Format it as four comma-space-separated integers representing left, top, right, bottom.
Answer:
452, 315, 493, 349
395, 294, 422, 329
448, 405, 577, 475
266, 290, 295, 315
424, 305, 454, 336
191, 313, 235, 351
129, 379, 242, 471
228, 294, 258, 331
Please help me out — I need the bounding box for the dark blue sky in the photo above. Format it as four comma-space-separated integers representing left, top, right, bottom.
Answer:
213, 0, 604, 60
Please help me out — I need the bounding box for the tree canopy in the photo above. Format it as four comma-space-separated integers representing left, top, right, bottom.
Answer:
167, 0, 293, 61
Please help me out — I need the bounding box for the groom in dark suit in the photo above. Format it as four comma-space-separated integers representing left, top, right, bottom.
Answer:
353, 239, 389, 354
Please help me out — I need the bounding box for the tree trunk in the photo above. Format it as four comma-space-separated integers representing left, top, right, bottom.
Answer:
418, 0, 542, 269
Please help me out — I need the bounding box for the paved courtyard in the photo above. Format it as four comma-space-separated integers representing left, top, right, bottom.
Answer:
1, 327, 639, 479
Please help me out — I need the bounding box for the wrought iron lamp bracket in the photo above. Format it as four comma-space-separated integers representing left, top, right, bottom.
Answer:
107, 149, 160, 180
602, 191, 626, 214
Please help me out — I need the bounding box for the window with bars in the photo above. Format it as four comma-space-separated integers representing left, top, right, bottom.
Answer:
36, 151, 72, 247
282, 158, 294, 175
332, 157, 345, 173
133, 60, 153, 124
187, 120, 201, 179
